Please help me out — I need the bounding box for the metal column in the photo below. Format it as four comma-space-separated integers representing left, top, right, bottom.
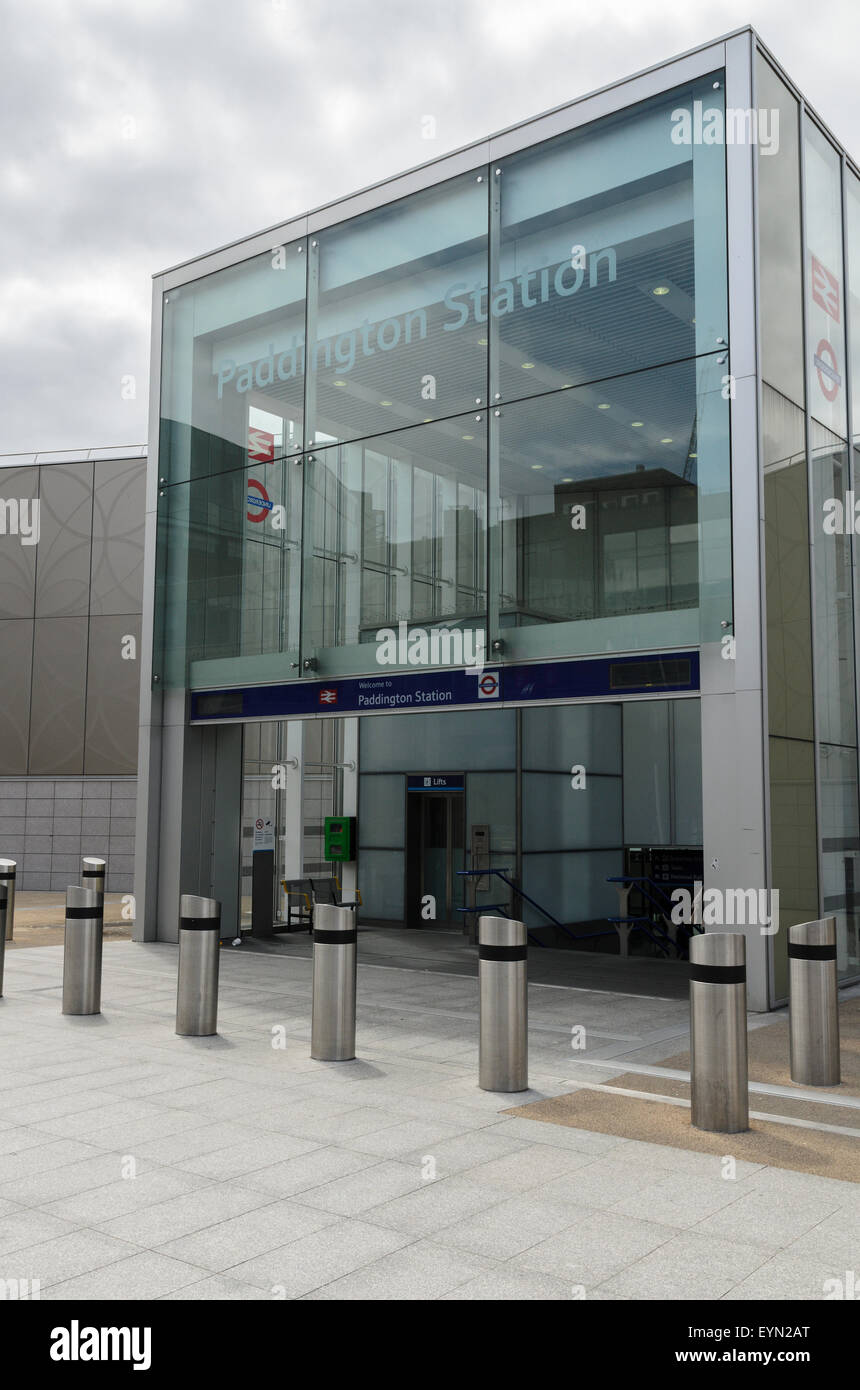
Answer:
176, 894, 221, 1037
789, 917, 840, 1086
478, 914, 528, 1093
81, 856, 106, 898
0, 859, 15, 941
689, 932, 749, 1133
62, 886, 104, 1016
311, 903, 356, 1061
0, 885, 8, 995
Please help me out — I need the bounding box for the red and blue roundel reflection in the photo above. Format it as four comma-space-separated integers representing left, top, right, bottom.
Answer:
246, 478, 273, 522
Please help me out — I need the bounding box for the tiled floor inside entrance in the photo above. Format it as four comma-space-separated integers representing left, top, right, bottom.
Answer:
0, 939, 857, 1300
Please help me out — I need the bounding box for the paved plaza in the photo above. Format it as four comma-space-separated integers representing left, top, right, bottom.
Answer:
0, 937, 857, 1300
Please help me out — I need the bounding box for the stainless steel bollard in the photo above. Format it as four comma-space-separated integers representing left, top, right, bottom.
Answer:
478, 915, 528, 1093
0, 859, 15, 941
176, 894, 221, 1037
789, 917, 840, 1086
0, 888, 7, 996
689, 932, 749, 1133
311, 903, 356, 1061
62, 886, 104, 1016
81, 856, 106, 899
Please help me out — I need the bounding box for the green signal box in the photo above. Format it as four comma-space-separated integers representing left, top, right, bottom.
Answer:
324, 815, 356, 863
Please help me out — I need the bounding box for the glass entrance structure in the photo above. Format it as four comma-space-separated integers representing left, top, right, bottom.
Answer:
136, 27, 860, 1009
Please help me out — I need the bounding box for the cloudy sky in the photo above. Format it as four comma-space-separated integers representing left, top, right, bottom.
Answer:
1, 0, 858, 456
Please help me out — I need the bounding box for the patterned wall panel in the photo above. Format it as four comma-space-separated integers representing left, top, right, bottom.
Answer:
85, 615, 143, 775
34, 462, 94, 618
90, 459, 145, 615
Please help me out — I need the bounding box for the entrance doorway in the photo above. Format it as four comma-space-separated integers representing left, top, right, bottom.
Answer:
405, 786, 465, 926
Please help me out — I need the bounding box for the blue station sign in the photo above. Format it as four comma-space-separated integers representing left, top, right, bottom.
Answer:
190, 651, 699, 724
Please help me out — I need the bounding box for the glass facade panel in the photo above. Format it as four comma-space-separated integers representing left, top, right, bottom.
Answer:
302, 417, 487, 676
495, 355, 729, 660
155, 75, 730, 686
819, 743, 860, 979
763, 387, 813, 740
155, 459, 302, 686
762, 386, 821, 996
811, 423, 856, 745
769, 736, 819, 1000
803, 119, 847, 438
160, 243, 307, 489
495, 74, 727, 405
310, 173, 488, 445
756, 56, 804, 406
847, 172, 860, 441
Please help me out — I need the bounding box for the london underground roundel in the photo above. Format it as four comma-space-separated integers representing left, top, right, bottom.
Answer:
246, 478, 273, 522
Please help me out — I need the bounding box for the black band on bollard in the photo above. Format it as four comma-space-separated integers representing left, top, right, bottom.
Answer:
179, 917, 221, 931
479, 944, 528, 961
81, 869, 104, 878
0, 896, 6, 909
0, 871, 15, 880
788, 942, 837, 961
313, 929, 357, 944
689, 962, 746, 984
66, 906, 104, 920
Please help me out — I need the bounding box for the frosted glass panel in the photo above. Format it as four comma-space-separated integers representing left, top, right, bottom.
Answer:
360, 708, 515, 772
523, 772, 622, 852
521, 850, 622, 927
358, 775, 404, 848
466, 773, 516, 856
623, 702, 671, 842
672, 699, 703, 843
523, 702, 621, 775
358, 849, 403, 920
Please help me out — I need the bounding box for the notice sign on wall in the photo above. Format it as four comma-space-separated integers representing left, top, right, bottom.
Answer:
253, 817, 275, 852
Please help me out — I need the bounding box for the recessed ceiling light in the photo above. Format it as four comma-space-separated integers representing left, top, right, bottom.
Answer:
688, 451, 698, 458
423, 417, 433, 423
597, 403, 610, 410
380, 400, 393, 406
652, 286, 670, 296
521, 362, 535, 369
333, 379, 347, 387
631, 421, 644, 428
561, 476, 573, 482
461, 434, 474, 441
531, 464, 543, 470
561, 384, 573, 389
478, 337, 488, 346
660, 437, 673, 444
